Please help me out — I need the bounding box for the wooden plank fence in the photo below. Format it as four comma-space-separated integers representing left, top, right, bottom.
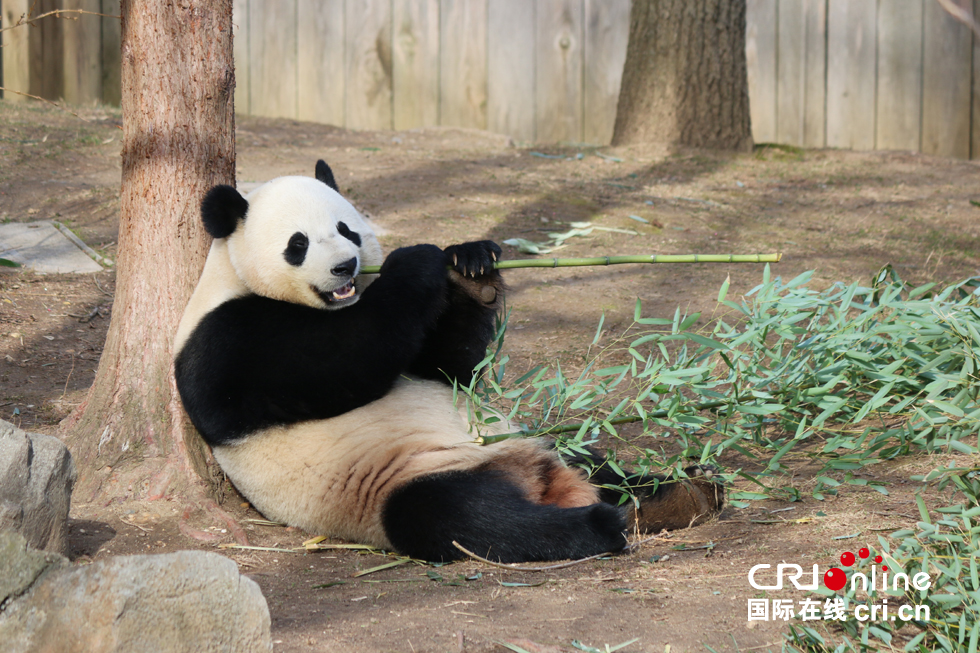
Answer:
1, 0, 121, 106
229, 0, 631, 144
747, 0, 980, 158
2, 0, 979, 156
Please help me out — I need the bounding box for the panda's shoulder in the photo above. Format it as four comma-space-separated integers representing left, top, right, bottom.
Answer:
198, 294, 283, 324
198, 294, 314, 336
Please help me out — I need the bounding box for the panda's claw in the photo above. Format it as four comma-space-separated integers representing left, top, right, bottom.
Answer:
444, 240, 501, 278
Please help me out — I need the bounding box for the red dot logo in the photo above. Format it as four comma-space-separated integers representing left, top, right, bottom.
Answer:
840, 551, 855, 566
858, 547, 870, 559
874, 555, 882, 563
882, 565, 888, 571
824, 568, 847, 591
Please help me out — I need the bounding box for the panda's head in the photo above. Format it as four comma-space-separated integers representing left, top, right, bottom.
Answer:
200, 160, 382, 310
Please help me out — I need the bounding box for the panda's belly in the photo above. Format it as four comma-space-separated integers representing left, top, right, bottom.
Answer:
212, 377, 516, 548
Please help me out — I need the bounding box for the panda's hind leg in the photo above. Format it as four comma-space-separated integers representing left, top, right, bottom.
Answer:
381, 468, 627, 563
568, 451, 725, 532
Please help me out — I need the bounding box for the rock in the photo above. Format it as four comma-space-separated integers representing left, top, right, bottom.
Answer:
0, 531, 272, 653
0, 420, 77, 555
0, 530, 68, 606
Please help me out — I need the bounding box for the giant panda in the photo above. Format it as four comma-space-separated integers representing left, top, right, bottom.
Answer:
173, 160, 724, 563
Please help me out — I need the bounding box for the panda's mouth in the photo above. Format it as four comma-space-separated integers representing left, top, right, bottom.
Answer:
316, 280, 357, 305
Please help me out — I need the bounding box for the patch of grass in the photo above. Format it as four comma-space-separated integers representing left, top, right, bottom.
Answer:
923, 229, 980, 259
754, 143, 805, 162
76, 134, 103, 146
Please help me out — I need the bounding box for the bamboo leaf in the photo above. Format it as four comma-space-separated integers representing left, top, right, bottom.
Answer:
916, 495, 931, 524
948, 439, 976, 454
928, 399, 966, 418
501, 238, 555, 255
717, 274, 730, 303
606, 459, 626, 478
904, 632, 927, 651
607, 638, 641, 652
592, 312, 606, 346
734, 403, 785, 416
909, 282, 937, 298
680, 333, 729, 351
785, 270, 814, 288
679, 313, 700, 331
352, 558, 411, 577
766, 438, 797, 471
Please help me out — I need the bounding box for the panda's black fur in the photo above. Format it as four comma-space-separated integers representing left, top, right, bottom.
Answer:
176, 243, 454, 444
174, 160, 724, 562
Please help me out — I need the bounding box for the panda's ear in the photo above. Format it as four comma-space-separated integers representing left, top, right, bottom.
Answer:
201, 185, 248, 239
315, 159, 339, 192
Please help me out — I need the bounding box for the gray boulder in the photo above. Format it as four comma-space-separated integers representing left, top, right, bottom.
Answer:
0, 529, 68, 607
0, 531, 272, 653
0, 420, 76, 555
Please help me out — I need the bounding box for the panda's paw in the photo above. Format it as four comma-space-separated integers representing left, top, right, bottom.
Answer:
444, 241, 502, 278
630, 467, 725, 533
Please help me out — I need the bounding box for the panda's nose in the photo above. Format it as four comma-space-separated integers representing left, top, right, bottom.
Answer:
331, 257, 358, 277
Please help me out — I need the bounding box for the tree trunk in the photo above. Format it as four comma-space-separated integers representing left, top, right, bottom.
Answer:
63, 0, 236, 518
612, 0, 753, 150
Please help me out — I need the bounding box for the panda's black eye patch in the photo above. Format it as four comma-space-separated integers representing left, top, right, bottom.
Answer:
337, 221, 361, 247
284, 232, 309, 266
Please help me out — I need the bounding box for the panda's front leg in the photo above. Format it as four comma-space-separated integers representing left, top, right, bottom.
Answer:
408, 240, 505, 385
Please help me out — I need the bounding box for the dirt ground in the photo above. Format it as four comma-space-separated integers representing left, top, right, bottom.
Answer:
2, 100, 979, 652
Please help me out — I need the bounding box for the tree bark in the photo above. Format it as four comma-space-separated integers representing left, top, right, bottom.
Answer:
612, 0, 753, 150
63, 0, 235, 513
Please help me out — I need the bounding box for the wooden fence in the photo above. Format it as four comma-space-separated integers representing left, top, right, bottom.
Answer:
1, 0, 121, 107
3, 0, 979, 157
229, 0, 630, 144
747, 0, 980, 160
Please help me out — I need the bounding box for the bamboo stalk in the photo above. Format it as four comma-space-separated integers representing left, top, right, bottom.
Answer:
477, 399, 731, 445
359, 253, 782, 275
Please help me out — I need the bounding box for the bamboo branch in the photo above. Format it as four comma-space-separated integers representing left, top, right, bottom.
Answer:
451, 533, 669, 572
0, 87, 103, 124
934, 0, 980, 38
451, 541, 614, 571
360, 253, 782, 276
0, 8, 120, 36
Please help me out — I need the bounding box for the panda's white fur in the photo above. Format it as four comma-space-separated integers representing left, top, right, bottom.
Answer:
175, 162, 723, 562
227, 176, 381, 309
175, 177, 383, 353
211, 379, 593, 550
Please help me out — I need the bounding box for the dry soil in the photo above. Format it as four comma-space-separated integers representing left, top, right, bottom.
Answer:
2, 101, 979, 653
